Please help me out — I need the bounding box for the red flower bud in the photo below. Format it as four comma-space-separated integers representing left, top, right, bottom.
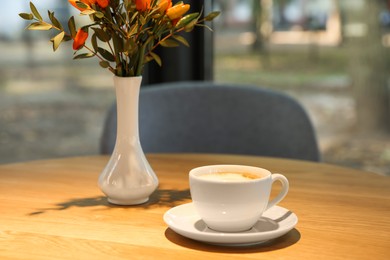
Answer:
73, 29, 89, 50
96, 0, 109, 8
135, 0, 152, 12
69, 0, 109, 10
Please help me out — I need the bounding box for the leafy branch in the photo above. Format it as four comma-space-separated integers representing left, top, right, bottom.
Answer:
20, 0, 220, 77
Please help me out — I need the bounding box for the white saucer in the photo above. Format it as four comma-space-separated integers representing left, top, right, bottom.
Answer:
163, 203, 298, 246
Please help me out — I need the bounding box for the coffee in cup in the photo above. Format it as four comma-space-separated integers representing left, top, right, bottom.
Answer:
189, 165, 289, 232
198, 172, 261, 181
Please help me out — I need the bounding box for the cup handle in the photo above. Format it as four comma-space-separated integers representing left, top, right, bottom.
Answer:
265, 173, 289, 211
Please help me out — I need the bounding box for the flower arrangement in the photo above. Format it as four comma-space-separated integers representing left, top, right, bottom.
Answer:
19, 0, 219, 77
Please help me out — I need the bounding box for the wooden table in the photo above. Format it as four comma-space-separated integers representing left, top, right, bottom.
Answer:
0, 154, 389, 259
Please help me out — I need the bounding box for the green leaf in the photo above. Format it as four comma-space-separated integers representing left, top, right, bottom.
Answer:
184, 18, 198, 32
173, 35, 189, 47
139, 15, 146, 25
26, 22, 52, 31
130, 12, 138, 24
51, 31, 65, 51
144, 55, 154, 64
19, 13, 33, 20
112, 34, 124, 57
92, 28, 110, 42
196, 23, 213, 32
91, 34, 98, 52
81, 9, 96, 15
204, 11, 220, 21
30, 2, 43, 21
97, 47, 116, 62
68, 16, 76, 39
175, 13, 199, 29
76, 2, 89, 10
149, 52, 162, 67
99, 60, 110, 68
73, 53, 95, 59
128, 24, 138, 37
48, 11, 63, 30
160, 39, 180, 48
94, 11, 104, 19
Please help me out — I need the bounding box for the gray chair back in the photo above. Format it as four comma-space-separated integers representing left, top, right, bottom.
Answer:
100, 82, 320, 161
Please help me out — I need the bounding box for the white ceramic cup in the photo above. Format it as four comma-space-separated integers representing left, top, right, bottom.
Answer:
189, 165, 289, 232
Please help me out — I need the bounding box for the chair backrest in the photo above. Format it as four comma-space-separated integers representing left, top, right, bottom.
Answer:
100, 82, 320, 161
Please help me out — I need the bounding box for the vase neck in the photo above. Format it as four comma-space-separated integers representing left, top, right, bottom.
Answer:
114, 77, 142, 140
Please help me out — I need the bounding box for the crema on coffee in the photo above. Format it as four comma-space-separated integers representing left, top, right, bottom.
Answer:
199, 172, 260, 182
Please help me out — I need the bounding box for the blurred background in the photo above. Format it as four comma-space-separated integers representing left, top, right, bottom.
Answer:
0, 0, 389, 175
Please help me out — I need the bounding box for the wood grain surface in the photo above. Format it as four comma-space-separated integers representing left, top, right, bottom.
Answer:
0, 154, 389, 259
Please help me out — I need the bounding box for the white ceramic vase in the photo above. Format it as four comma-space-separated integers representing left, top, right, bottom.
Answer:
98, 76, 158, 205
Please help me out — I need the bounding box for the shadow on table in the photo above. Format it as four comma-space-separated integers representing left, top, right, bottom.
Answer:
28, 188, 190, 215
164, 228, 301, 252
148, 188, 191, 206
